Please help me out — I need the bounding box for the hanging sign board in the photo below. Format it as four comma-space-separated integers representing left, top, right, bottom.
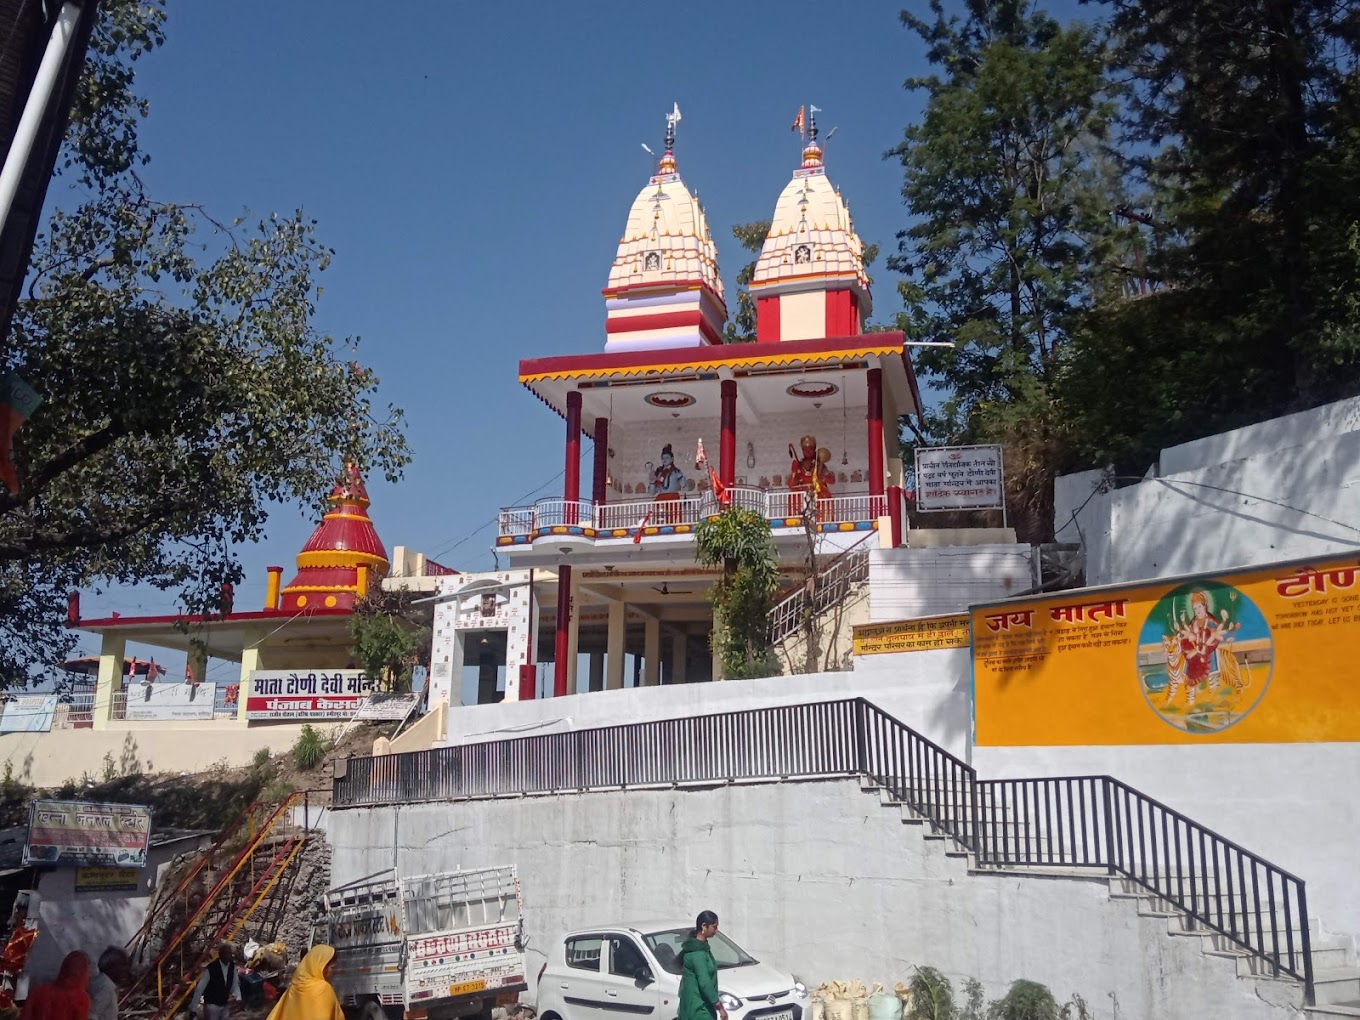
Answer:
913, 445, 1004, 511
23, 800, 152, 868
0, 695, 58, 732
124, 682, 216, 721
352, 693, 421, 721
246, 670, 376, 720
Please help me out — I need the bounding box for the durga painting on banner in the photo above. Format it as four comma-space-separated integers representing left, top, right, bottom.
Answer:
1135, 581, 1274, 733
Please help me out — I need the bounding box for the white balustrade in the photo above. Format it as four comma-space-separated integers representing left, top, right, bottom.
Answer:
495, 490, 888, 539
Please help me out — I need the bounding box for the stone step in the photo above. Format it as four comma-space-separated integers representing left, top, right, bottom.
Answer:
1307, 1002, 1360, 1018
1315, 970, 1360, 1006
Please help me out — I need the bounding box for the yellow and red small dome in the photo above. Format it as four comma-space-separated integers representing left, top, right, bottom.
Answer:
281, 466, 388, 611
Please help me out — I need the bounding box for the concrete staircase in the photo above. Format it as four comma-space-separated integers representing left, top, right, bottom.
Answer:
859, 778, 1360, 1016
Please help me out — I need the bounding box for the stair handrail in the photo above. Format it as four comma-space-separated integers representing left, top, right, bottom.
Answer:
120, 791, 303, 1009
332, 696, 1314, 1004
124, 794, 273, 955
150, 830, 310, 1020
768, 530, 876, 645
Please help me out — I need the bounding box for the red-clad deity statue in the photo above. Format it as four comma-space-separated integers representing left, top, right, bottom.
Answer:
786, 435, 835, 517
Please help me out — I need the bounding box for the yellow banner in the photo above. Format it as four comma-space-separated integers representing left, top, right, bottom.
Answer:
972, 553, 1360, 745
854, 614, 971, 656
75, 867, 140, 893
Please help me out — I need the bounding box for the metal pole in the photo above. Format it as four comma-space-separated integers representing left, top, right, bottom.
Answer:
0, 3, 81, 232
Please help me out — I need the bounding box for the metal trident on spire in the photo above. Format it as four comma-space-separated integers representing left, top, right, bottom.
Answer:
665, 102, 682, 151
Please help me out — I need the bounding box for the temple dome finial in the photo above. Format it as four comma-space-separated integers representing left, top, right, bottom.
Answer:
281, 464, 389, 611
602, 103, 726, 352
749, 104, 871, 342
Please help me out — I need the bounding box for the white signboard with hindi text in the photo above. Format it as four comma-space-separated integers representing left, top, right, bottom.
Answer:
124, 682, 217, 721
23, 800, 152, 868
246, 670, 376, 720
914, 445, 1005, 512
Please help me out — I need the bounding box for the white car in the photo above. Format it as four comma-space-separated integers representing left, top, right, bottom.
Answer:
536, 921, 808, 1020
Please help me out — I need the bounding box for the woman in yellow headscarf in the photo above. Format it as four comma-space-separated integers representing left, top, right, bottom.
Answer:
267, 945, 344, 1020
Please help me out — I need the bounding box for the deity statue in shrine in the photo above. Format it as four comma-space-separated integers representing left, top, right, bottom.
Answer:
648, 444, 686, 496
788, 435, 835, 496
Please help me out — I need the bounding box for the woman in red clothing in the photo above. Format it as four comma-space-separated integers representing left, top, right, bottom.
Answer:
22, 950, 91, 1020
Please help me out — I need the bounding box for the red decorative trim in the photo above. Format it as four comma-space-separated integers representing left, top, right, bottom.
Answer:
756, 296, 780, 342
71, 607, 355, 630
522, 331, 905, 379
602, 278, 728, 314
605, 310, 723, 346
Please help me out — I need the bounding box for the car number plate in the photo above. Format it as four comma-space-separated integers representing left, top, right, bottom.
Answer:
767, 1010, 794, 1020
450, 980, 488, 996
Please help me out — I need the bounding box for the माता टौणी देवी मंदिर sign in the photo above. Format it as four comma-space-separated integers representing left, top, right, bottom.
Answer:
244, 669, 376, 720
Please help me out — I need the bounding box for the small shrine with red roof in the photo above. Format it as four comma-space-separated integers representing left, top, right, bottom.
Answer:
468, 105, 922, 702
279, 465, 390, 612
69, 467, 451, 729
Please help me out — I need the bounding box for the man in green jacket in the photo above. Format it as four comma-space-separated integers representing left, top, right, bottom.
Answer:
678, 911, 727, 1020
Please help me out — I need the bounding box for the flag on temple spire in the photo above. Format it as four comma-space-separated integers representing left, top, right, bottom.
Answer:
791, 105, 806, 139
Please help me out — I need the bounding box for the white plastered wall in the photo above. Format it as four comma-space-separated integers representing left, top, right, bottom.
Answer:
1055, 395, 1360, 587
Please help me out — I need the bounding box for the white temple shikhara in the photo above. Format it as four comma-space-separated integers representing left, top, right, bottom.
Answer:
430, 105, 923, 704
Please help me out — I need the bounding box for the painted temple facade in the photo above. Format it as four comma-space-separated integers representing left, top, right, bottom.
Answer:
430, 108, 923, 705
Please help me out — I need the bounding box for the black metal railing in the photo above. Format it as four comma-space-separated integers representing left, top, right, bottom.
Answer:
333, 697, 1313, 1004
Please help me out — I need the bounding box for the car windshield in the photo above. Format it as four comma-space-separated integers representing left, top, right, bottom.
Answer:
643, 929, 758, 974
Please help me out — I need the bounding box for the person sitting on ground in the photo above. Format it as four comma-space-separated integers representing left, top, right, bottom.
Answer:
21, 950, 91, 1020
266, 944, 343, 1020
87, 946, 131, 1020
189, 942, 240, 1020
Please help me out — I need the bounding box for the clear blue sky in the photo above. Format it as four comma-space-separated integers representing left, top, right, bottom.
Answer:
73, 0, 1089, 665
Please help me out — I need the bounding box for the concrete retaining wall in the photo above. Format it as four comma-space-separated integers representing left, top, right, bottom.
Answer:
327, 778, 1298, 1019
0, 722, 315, 788
974, 742, 1360, 944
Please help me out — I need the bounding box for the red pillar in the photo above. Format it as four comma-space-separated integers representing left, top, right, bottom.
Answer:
592, 416, 609, 505
887, 484, 905, 547
564, 391, 583, 523
866, 367, 885, 498
553, 565, 572, 698
719, 379, 737, 491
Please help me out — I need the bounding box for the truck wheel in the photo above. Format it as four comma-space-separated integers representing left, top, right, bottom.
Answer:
359, 1001, 388, 1020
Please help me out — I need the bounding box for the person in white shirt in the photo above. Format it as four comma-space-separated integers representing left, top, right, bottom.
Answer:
189, 943, 241, 1020
87, 946, 131, 1020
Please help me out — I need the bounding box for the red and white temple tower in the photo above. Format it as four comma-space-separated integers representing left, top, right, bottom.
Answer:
480, 106, 922, 700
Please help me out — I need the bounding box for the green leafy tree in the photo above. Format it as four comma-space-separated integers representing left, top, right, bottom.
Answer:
0, 0, 410, 686
887, 0, 1124, 537
694, 507, 779, 679
1059, 0, 1360, 470
350, 588, 429, 694
722, 221, 770, 343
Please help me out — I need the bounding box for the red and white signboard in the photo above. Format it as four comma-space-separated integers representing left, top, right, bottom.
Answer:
246, 670, 375, 720
913, 444, 1005, 512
